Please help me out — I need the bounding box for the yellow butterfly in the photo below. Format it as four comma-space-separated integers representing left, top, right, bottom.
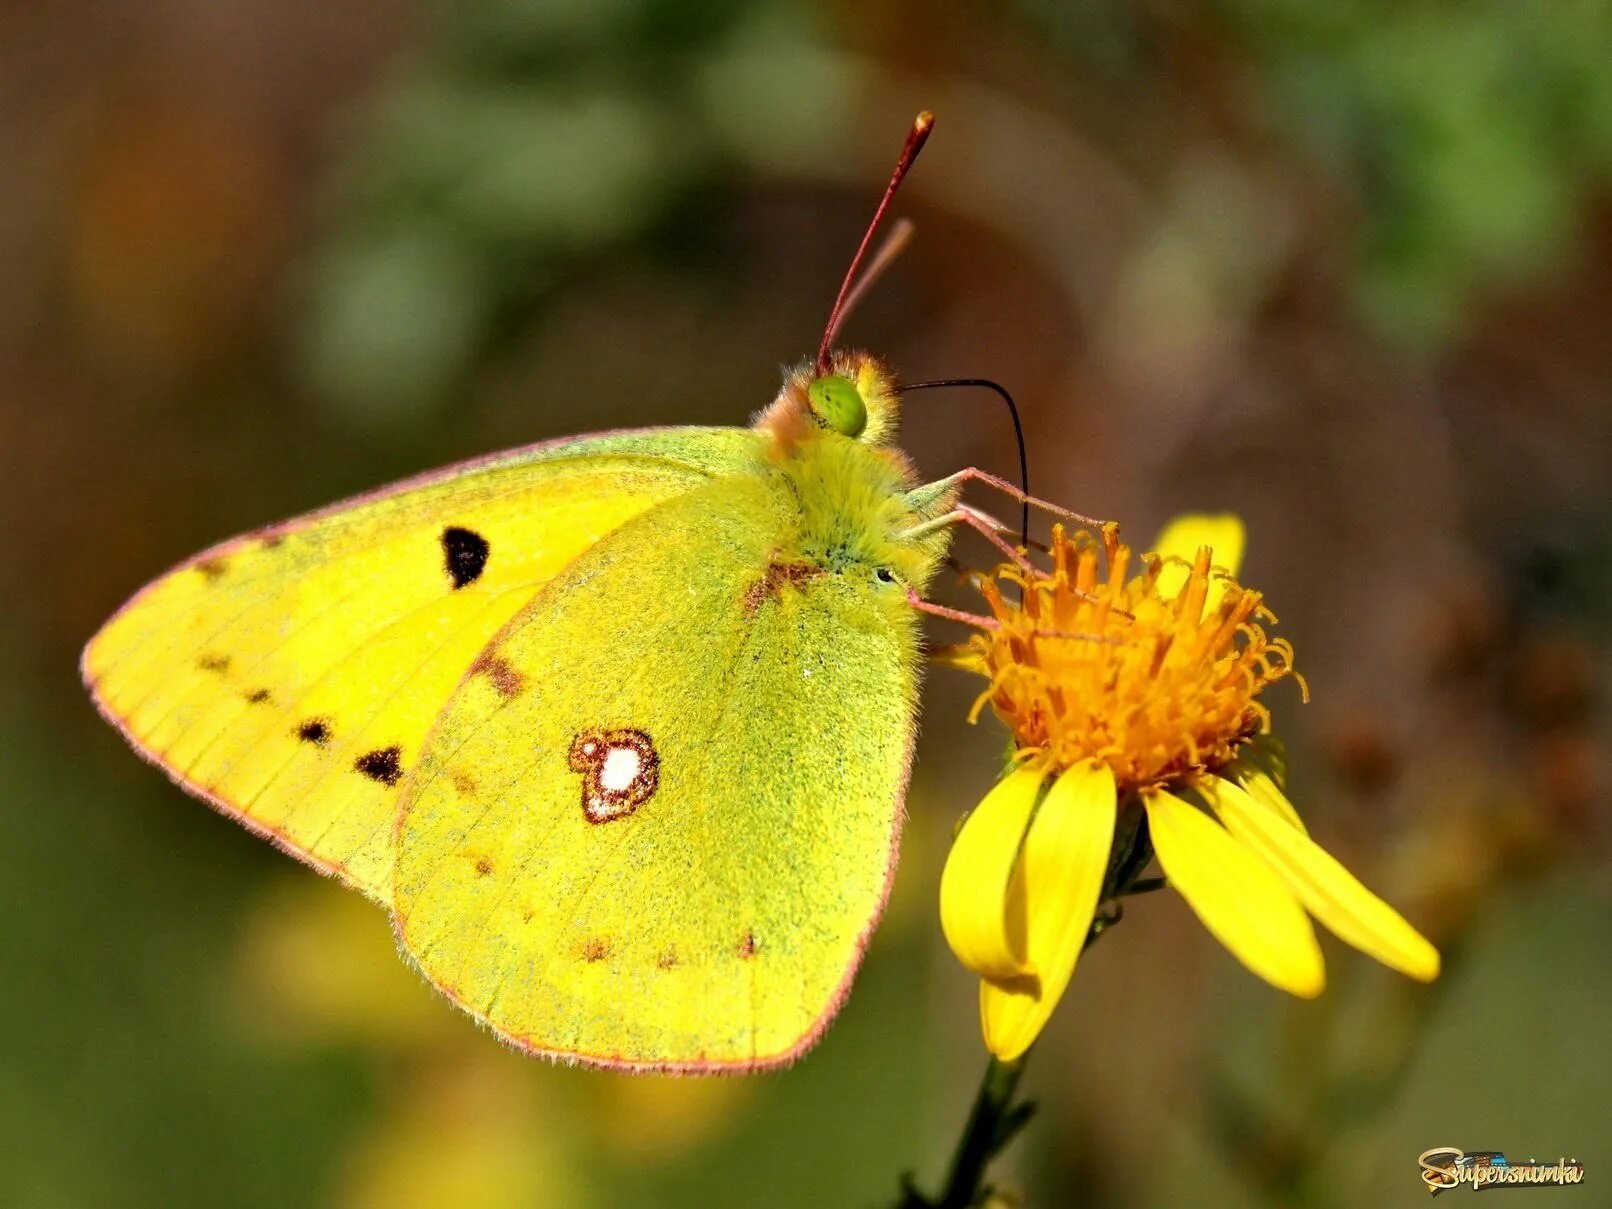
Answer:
82, 113, 1079, 1072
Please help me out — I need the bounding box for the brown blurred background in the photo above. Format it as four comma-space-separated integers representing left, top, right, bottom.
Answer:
2, 1, 1608, 1206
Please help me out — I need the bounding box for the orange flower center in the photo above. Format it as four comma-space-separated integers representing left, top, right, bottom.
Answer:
967, 525, 1303, 790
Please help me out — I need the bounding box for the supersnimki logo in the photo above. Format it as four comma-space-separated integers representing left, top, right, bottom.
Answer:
1419, 1148, 1585, 1195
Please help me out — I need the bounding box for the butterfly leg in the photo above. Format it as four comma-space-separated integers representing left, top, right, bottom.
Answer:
910, 590, 1117, 644
902, 506, 1128, 628
932, 466, 1110, 530
899, 504, 1035, 572
906, 506, 1132, 624
907, 589, 1001, 630
906, 508, 1122, 640
909, 587, 1118, 645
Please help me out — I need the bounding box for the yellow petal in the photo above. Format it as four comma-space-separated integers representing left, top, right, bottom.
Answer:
940, 764, 1047, 979
1152, 513, 1246, 575
1201, 777, 1441, 982
1144, 789, 1324, 997
1226, 759, 1308, 835
1153, 513, 1246, 607
981, 762, 1118, 1060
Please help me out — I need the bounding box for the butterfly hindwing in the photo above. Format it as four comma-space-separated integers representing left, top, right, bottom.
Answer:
392, 470, 921, 1070
82, 428, 765, 900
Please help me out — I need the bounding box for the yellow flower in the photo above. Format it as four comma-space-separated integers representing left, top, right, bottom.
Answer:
939, 515, 1440, 1060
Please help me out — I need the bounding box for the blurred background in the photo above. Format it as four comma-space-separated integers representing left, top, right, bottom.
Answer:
2, 0, 1609, 1205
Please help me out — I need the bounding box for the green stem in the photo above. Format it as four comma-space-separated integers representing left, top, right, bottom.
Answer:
899, 800, 1154, 1207
902, 909, 1126, 1208
934, 1056, 1028, 1209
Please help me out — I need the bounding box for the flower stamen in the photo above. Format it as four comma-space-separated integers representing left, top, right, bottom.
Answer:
957, 523, 1300, 793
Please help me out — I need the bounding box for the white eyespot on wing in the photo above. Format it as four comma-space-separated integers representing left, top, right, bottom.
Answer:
567, 728, 659, 824
600, 745, 642, 792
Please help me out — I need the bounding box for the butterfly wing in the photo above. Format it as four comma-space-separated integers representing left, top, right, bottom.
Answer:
392, 471, 921, 1071
83, 428, 764, 901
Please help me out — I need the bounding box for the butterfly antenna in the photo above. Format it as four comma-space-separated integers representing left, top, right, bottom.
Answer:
817, 112, 934, 373
830, 218, 915, 341
899, 378, 1032, 549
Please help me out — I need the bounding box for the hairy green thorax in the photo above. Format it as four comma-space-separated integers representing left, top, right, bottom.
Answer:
751, 352, 956, 605
772, 430, 954, 597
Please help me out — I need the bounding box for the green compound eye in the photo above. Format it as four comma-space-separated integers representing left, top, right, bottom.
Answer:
806, 375, 867, 438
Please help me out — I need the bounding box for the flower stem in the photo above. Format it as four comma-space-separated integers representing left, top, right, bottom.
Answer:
934, 1055, 1030, 1209
897, 1055, 1031, 1209
898, 803, 1154, 1207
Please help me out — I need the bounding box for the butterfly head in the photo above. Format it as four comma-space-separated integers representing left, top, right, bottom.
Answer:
757, 351, 902, 449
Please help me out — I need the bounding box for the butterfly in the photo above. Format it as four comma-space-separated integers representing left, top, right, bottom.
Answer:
81, 113, 1081, 1072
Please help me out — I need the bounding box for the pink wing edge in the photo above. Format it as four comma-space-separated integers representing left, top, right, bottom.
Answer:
79, 425, 689, 898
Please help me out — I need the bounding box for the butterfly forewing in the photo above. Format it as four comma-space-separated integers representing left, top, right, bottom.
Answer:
83, 429, 762, 899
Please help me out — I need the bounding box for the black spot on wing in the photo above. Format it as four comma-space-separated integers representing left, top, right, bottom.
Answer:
244, 688, 273, 705
297, 718, 332, 746
197, 653, 231, 674
355, 745, 403, 786
441, 527, 489, 589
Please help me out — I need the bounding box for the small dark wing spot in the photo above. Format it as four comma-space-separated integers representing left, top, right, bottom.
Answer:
196, 557, 229, 582
197, 653, 231, 674
738, 931, 758, 960
470, 652, 527, 699
582, 937, 611, 963
441, 527, 490, 589
657, 948, 679, 970
742, 561, 822, 616
296, 718, 332, 746
355, 745, 403, 786
474, 856, 493, 877
244, 688, 273, 705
